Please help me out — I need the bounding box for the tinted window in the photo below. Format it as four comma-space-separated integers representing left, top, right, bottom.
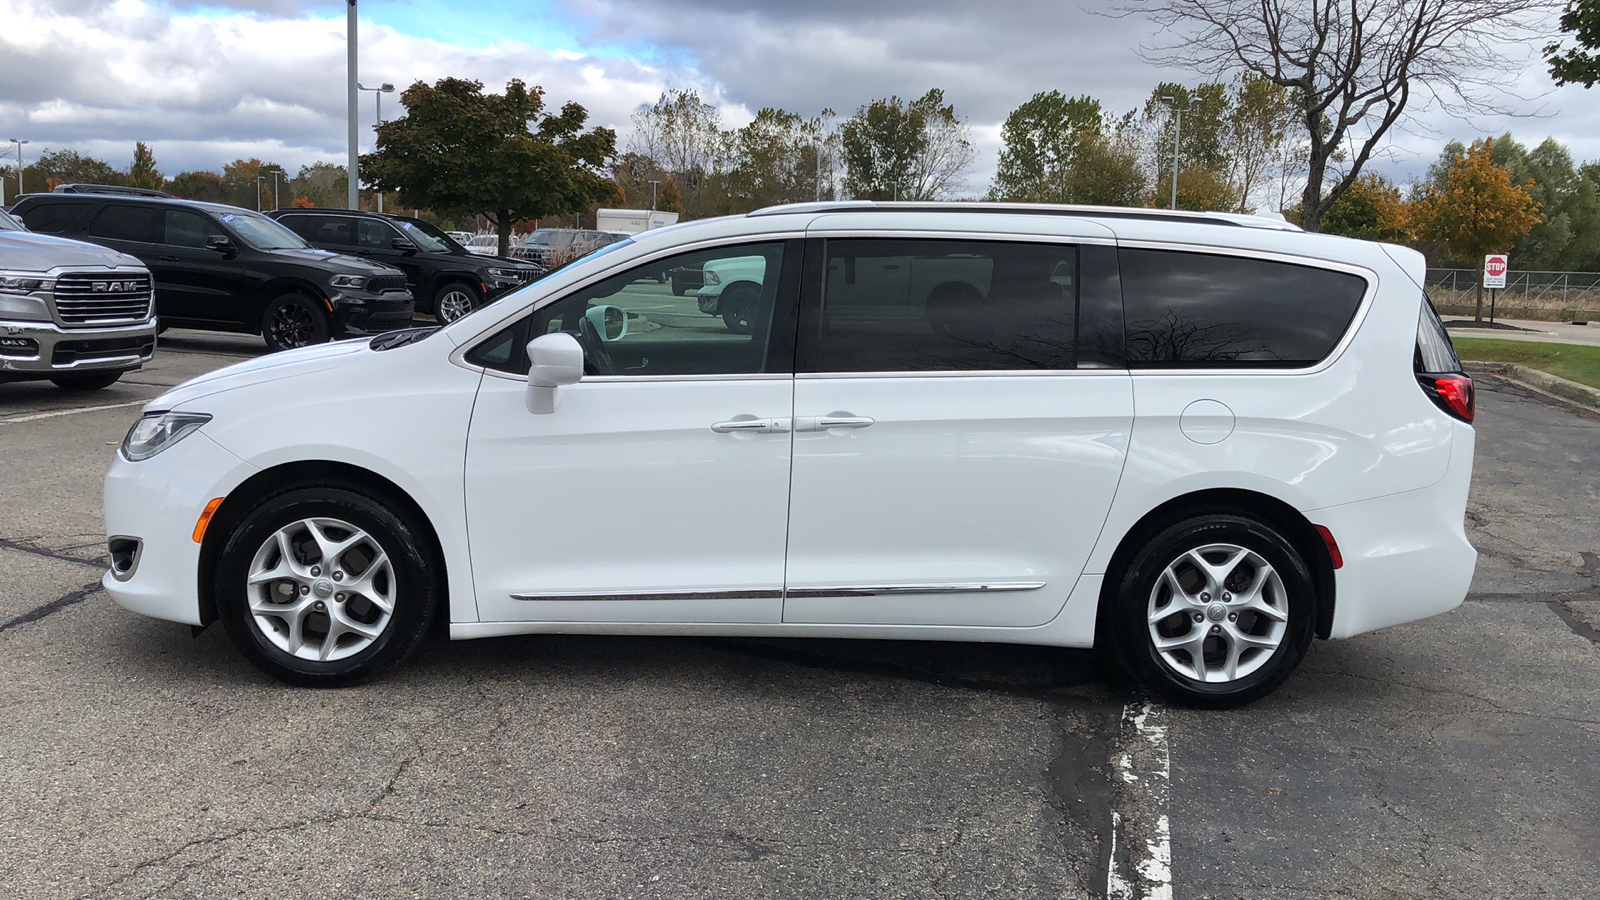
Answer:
16, 202, 87, 234
394, 219, 457, 252
815, 239, 1081, 372
87, 205, 162, 243
1120, 249, 1367, 368
162, 209, 223, 248
357, 219, 400, 250
1415, 296, 1462, 373
466, 242, 789, 377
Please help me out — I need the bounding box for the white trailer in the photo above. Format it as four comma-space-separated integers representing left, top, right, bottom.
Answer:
596, 208, 680, 235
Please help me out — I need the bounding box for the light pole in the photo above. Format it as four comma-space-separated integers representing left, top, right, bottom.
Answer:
9, 139, 29, 196
1159, 95, 1201, 211
255, 175, 264, 211
358, 82, 395, 211
647, 179, 661, 211
272, 169, 281, 210
812, 136, 822, 202
346, 0, 360, 209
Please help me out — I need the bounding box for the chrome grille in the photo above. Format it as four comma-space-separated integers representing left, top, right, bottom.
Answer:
367, 274, 409, 293
53, 272, 153, 327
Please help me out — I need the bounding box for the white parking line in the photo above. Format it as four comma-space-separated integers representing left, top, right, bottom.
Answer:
1107, 700, 1173, 900
0, 399, 147, 426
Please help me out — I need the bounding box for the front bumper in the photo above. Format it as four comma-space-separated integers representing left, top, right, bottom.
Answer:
330, 294, 415, 336
0, 317, 157, 380
103, 431, 259, 626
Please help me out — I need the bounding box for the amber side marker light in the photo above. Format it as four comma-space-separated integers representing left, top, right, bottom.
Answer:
192, 497, 226, 543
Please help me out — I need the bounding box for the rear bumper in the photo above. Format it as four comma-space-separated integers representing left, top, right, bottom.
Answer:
0, 317, 157, 380
1316, 424, 1478, 639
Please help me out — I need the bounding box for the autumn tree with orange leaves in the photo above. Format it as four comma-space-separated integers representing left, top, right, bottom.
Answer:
1412, 138, 1542, 321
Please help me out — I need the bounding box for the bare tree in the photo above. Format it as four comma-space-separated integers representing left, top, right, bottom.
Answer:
628, 90, 725, 216
1128, 0, 1556, 231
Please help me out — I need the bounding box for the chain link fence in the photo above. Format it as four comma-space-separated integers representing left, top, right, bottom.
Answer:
1425, 269, 1600, 322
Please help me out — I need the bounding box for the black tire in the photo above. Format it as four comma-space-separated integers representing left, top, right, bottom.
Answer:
261, 294, 330, 352
432, 282, 479, 323
214, 485, 440, 687
1106, 513, 1315, 709
50, 371, 122, 390
720, 283, 758, 334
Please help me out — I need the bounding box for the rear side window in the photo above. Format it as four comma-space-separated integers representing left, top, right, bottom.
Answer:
18, 202, 89, 234
1120, 248, 1367, 368
1414, 296, 1462, 373
87, 205, 162, 244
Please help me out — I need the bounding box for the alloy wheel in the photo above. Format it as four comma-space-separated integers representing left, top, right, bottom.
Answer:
1146, 542, 1289, 683
269, 303, 316, 348
437, 289, 475, 322
245, 517, 396, 662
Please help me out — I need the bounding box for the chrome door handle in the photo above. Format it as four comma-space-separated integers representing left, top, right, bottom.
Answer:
711, 417, 791, 434
818, 416, 873, 429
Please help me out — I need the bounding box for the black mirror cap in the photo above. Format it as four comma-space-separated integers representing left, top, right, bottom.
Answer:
392, 238, 418, 252
205, 235, 235, 252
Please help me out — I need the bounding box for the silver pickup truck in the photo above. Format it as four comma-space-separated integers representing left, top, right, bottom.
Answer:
0, 208, 158, 390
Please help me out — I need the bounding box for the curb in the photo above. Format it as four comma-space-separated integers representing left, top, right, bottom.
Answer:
1463, 360, 1600, 413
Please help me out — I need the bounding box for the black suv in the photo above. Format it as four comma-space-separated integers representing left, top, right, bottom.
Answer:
269, 209, 543, 323
10, 194, 415, 351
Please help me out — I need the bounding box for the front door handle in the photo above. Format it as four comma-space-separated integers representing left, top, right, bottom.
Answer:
796, 415, 875, 432
711, 417, 792, 434
157, 255, 181, 262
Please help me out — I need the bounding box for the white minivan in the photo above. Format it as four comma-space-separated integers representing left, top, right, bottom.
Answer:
103, 202, 1477, 707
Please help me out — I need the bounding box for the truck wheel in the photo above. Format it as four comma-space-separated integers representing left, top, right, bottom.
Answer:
51, 371, 122, 390
433, 282, 478, 323
720, 283, 759, 335
261, 294, 329, 352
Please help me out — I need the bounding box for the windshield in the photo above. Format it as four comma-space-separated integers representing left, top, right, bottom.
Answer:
524, 230, 558, 245
395, 219, 463, 253
0, 209, 23, 231
222, 211, 310, 250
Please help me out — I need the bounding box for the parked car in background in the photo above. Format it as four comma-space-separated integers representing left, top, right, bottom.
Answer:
464, 235, 499, 256
445, 231, 473, 246
11, 193, 414, 351
101, 201, 1477, 709
270, 209, 543, 323
0, 207, 158, 390
695, 255, 766, 332
512, 229, 629, 269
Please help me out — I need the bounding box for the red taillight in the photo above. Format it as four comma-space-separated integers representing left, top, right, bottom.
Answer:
1417, 373, 1475, 424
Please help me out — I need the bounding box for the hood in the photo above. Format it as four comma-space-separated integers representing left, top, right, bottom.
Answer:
264, 247, 405, 276
0, 230, 146, 271
149, 338, 371, 411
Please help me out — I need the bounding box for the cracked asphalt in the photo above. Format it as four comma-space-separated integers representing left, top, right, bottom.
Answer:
1, 332, 1596, 899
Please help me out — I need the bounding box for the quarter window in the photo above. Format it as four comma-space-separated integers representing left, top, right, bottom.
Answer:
1119, 248, 1367, 368
87, 205, 162, 244
815, 239, 1082, 372
465, 242, 791, 377
16, 202, 87, 234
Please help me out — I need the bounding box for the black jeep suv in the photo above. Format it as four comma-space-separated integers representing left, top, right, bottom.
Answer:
10, 193, 415, 351
268, 209, 543, 323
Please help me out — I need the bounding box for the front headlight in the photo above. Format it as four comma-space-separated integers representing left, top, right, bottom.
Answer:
329, 274, 368, 290
706, 270, 722, 284
0, 273, 50, 295
486, 267, 525, 281
121, 412, 212, 462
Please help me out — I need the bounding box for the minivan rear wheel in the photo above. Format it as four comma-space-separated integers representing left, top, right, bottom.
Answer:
261, 294, 329, 352
215, 486, 439, 687
1108, 513, 1315, 708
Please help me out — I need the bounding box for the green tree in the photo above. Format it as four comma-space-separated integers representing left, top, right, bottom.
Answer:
628, 90, 725, 218
992, 92, 1108, 202
1320, 173, 1410, 242
364, 78, 617, 256
27, 149, 122, 190
1547, 0, 1600, 87
1413, 138, 1542, 320
165, 170, 226, 202
285, 162, 349, 209
1221, 75, 1298, 213
126, 143, 164, 191
1139, 82, 1234, 211
841, 89, 973, 201
721, 108, 834, 213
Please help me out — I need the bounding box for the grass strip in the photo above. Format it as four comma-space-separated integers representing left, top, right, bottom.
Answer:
1451, 337, 1600, 390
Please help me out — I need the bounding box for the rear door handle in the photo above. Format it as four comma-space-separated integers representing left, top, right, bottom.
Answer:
711, 417, 792, 434
795, 416, 875, 432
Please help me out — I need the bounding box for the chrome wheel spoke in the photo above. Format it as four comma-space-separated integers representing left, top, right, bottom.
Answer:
342, 551, 394, 614
305, 519, 365, 570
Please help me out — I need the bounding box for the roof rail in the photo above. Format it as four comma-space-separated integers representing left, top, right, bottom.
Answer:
52, 183, 173, 198
748, 200, 1303, 232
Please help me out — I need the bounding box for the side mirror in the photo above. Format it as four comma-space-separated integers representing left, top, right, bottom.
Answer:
525, 332, 584, 414
583, 304, 628, 341
391, 238, 418, 253
205, 235, 235, 254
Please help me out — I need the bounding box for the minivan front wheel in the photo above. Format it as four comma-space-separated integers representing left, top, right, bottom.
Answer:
215, 486, 439, 687
1109, 513, 1315, 708
261, 294, 329, 352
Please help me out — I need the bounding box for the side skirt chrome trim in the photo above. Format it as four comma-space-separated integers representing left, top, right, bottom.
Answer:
784, 582, 1046, 598
512, 588, 783, 602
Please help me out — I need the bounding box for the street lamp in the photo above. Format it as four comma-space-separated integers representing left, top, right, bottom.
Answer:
1159, 95, 1201, 211
272, 169, 282, 210
647, 179, 661, 211
9, 139, 29, 196
812, 136, 822, 202
347, 0, 358, 209
255, 175, 264, 211
357, 82, 396, 211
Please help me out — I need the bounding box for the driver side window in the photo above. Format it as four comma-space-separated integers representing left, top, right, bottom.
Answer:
466, 242, 791, 377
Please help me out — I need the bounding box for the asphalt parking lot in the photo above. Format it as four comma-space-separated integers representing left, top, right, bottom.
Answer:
1, 335, 1597, 899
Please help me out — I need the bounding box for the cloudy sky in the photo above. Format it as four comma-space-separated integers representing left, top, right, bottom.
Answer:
0, 0, 1590, 196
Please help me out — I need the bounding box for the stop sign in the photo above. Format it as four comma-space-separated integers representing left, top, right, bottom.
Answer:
1484, 254, 1509, 288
